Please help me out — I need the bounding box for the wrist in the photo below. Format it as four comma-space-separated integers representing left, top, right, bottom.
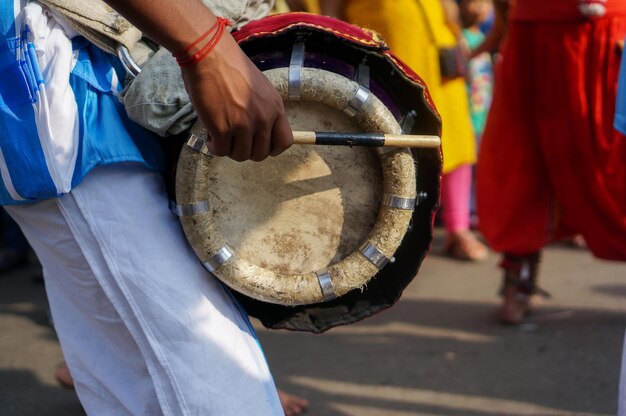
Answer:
173, 17, 231, 67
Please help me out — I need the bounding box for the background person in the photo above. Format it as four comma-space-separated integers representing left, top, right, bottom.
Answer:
476, 0, 626, 324
320, 0, 488, 261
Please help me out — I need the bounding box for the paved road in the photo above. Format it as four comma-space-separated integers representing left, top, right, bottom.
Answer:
1, 230, 625, 415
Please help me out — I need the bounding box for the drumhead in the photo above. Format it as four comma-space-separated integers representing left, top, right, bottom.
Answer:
208, 104, 382, 275
176, 67, 416, 306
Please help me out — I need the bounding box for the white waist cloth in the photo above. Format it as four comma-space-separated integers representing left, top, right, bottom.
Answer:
6, 163, 282, 416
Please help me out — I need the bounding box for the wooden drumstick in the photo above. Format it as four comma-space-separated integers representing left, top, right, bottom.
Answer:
293, 131, 441, 148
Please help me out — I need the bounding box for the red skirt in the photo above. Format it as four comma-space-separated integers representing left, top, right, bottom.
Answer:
476, 9, 626, 260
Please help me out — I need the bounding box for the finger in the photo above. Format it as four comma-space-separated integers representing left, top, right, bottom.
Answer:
250, 121, 272, 162
269, 112, 294, 157
229, 126, 254, 162
204, 128, 232, 157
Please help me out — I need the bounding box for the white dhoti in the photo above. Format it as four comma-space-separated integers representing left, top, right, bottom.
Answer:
6, 163, 282, 416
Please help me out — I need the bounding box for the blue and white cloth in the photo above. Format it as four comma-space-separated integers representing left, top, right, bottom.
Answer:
0, 0, 164, 205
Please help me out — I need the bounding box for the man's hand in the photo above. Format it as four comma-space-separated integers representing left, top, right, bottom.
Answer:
102, 0, 293, 162
181, 32, 293, 162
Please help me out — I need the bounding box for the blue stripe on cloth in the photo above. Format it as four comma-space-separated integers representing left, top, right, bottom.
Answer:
0, 1, 55, 202
0, 15, 164, 204
69, 40, 164, 189
0, 61, 57, 200
26, 42, 43, 85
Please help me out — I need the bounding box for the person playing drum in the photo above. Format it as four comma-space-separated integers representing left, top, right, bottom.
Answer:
0, 0, 293, 414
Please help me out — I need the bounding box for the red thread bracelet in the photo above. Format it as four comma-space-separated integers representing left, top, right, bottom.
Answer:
175, 17, 231, 67
172, 18, 221, 59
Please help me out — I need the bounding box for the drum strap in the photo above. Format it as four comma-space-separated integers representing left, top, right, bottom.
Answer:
37, 0, 274, 67
39, 0, 142, 56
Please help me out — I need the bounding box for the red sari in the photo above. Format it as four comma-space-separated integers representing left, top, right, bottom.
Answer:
477, 0, 626, 260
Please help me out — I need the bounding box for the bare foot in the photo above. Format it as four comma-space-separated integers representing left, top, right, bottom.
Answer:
445, 230, 488, 261
278, 389, 308, 416
498, 286, 531, 325
563, 234, 587, 250
55, 361, 74, 390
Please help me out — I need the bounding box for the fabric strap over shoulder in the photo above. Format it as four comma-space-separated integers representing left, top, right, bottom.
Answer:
38, 0, 141, 55
37, 0, 275, 57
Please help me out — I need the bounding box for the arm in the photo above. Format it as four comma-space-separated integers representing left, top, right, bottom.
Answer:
103, 0, 293, 162
470, 0, 509, 58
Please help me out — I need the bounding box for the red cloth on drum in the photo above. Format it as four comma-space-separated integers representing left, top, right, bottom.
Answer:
476, 7, 626, 261
232, 12, 440, 118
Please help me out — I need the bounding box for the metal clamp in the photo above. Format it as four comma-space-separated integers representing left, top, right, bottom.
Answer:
316, 270, 337, 301
186, 134, 212, 157
288, 41, 306, 100
401, 110, 418, 134
169, 200, 210, 217
356, 63, 370, 89
202, 245, 235, 273
382, 194, 417, 210
344, 86, 370, 117
359, 242, 390, 269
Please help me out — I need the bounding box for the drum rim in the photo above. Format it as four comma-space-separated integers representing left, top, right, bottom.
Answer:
175, 67, 417, 306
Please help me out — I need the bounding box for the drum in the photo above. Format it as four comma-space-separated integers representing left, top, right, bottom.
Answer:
172, 13, 442, 332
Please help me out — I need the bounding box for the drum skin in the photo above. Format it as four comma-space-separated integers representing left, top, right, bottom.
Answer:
173, 13, 443, 332
177, 67, 416, 305
195, 105, 385, 276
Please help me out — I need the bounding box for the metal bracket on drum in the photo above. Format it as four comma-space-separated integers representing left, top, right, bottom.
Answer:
344, 86, 370, 118
202, 245, 235, 273
186, 134, 212, 157
401, 110, 418, 134
315, 270, 338, 301
382, 194, 417, 210
359, 242, 391, 269
288, 41, 306, 100
416, 191, 429, 206
356, 63, 371, 89
169, 200, 210, 217
343, 63, 371, 117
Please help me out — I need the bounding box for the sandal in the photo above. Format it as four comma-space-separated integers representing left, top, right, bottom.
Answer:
445, 230, 488, 261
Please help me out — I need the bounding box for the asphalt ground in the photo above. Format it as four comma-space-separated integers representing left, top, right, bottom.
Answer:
1, 229, 625, 416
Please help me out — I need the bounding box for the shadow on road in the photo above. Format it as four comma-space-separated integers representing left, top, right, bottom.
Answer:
0, 370, 84, 416
258, 298, 624, 416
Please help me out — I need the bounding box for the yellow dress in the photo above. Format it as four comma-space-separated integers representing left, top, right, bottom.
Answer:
344, 0, 475, 173
304, 0, 321, 14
